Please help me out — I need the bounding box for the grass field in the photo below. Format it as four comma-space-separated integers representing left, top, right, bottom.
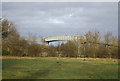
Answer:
2, 57, 119, 79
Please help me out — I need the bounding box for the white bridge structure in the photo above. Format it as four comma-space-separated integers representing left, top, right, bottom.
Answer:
42, 35, 118, 47
43, 35, 81, 43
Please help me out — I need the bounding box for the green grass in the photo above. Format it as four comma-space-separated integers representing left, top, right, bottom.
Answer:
2, 57, 119, 79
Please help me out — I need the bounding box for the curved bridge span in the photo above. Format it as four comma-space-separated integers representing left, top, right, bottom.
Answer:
42, 35, 118, 47
44, 35, 80, 43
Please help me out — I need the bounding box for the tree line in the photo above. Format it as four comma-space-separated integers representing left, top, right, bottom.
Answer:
1, 19, 119, 58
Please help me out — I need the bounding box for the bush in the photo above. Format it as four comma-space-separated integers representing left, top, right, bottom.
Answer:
2, 50, 10, 56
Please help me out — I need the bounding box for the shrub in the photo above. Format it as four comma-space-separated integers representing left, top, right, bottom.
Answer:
2, 50, 10, 56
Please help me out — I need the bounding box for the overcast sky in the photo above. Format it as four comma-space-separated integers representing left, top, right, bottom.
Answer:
2, 2, 118, 38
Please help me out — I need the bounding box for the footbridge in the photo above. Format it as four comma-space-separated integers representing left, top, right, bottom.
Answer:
42, 35, 118, 47
43, 35, 80, 43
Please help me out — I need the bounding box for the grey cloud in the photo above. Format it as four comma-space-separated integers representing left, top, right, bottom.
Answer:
2, 2, 118, 38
